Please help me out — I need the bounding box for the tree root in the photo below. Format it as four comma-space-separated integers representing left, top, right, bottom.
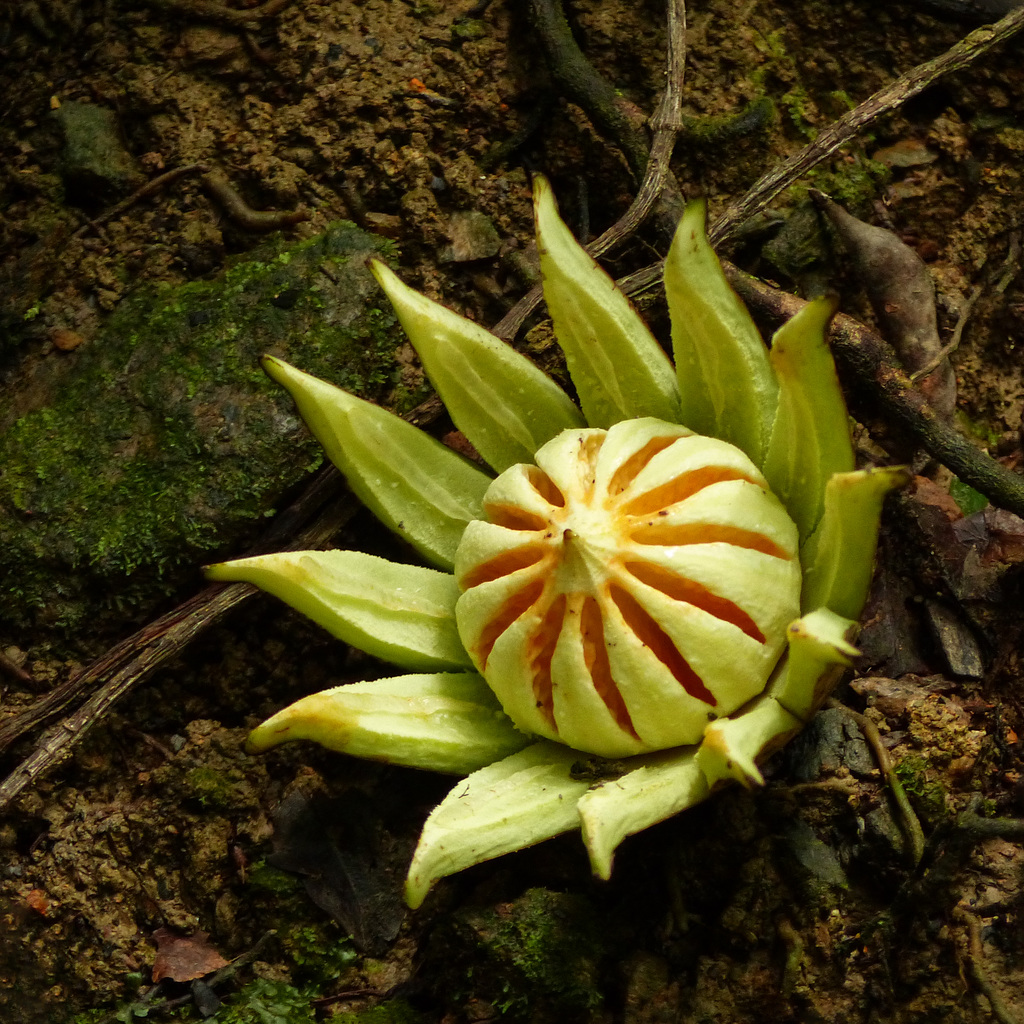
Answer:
830, 701, 926, 868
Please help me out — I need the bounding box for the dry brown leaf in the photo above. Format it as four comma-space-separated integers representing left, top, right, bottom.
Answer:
151, 927, 229, 983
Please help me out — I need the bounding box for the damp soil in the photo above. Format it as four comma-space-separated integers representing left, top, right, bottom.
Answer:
3, 1, 1024, 1022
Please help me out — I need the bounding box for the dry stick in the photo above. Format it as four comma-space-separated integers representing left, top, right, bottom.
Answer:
497, 4, 1024, 338
493, 0, 687, 342
589, 0, 686, 258
954, 905, 1023, 1024
914, 230, 1023, 381
0, 470, 355, 812
0, 587, 257, 812
202, 171, 310, 232
722, 265, 1024, 519
137, 0, 294, 30
709, 6, 1024, 245
72, 163, 209, 240
0, 463, 347, 756
830, 701, 925, 867
526, 0, 650, 183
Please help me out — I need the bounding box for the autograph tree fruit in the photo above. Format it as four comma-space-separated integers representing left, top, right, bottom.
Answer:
208, 178, 907, 908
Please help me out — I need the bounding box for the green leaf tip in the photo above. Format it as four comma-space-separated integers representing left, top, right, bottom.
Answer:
533, 175, 681, 428
261, 354, 490, 569
664, 200, 778, 463
762, 297, 855, 541
245, 672, 531, 775
405, 741, 590, 908
370, 258, 583, 472
206, 550, 474, 672
800, 465, 910, 619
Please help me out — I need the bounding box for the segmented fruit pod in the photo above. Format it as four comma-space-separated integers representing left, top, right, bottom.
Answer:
207, 178, 908, 909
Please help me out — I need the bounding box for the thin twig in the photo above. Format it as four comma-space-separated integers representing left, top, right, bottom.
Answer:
526, 0, 650, 183
911, 281, 982, 382
72, 164, 209, 240
721, 264, 1024, 518
915, 228, 1024, 380
953, 905, 1022, 1024
709, 6, 1024, 245
0, 464, 346, 756
136, 0, 294, 30
90, 931, 278, 1024
610, 258, 1024, 518
0, 470, 353, 812
586, 0, 687, 260
202, 170, 309, 232
493, 0, 687, 342
496, 3, 1024, 344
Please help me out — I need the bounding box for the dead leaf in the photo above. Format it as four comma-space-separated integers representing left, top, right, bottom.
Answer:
151, 928, 229, 983
269, 787, 407, 955
25, 889, 49, 916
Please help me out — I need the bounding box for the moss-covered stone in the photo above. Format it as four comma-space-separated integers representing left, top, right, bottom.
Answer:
433, 888, 607, 1021
0, 223, 403, 635
217, 978, 316, 1024
331, 998, 423, 1024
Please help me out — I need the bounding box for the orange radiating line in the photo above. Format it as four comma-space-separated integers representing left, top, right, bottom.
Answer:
606, 435, 681, 497
527, 593, 565, 731
624, 560, 765, 643
526, 466, 566, 508
458, 546, 548, 590
609, 584, 717, 705
581, 594, 638, 737
474, 578, 546, 667
623, 467, 756, 517
629, 522, 792, 559
484, 502, 550, 532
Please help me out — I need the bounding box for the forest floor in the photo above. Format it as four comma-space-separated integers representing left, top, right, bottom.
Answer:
3, 1, 1024, 1022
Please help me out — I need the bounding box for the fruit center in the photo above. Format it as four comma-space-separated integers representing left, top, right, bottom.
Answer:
453, 419, 803, 757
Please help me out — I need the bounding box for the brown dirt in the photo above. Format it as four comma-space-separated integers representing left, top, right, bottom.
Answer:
3, 1, 1024, 1022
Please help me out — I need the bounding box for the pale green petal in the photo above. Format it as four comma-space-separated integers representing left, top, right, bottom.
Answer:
762, 298, 855, 541
206, 550, 473, 672
245, 672, 529, 774
800, 466, 910, 618
263, 356, 490, 569
695, 697, 803, 789
664, 201, 778, 463
534, 176, 681, 428
405, 742, 590, 908
371, 261, 583, 472
577, 748, 710, 880
769, 608, 859, 721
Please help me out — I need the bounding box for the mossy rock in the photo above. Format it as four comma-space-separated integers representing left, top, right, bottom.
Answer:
0, 223, 403, 636
430, 888, 607, 1022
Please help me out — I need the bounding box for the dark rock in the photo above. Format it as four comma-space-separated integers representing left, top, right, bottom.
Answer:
52, 101, 144, 204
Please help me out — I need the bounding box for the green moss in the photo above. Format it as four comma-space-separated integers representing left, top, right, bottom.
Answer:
184, 766, 243, 810
247, 860, 303, 896
805, 154, 890, 212
331, 999, 423, 1024
950, 477, 988, 516
0, 223, 403, 635
281, 923, 358, 986
214, 979, 315, 1024
682, 97, 775, 148
894, 754, 948, 828
442, 888, 606, 1020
